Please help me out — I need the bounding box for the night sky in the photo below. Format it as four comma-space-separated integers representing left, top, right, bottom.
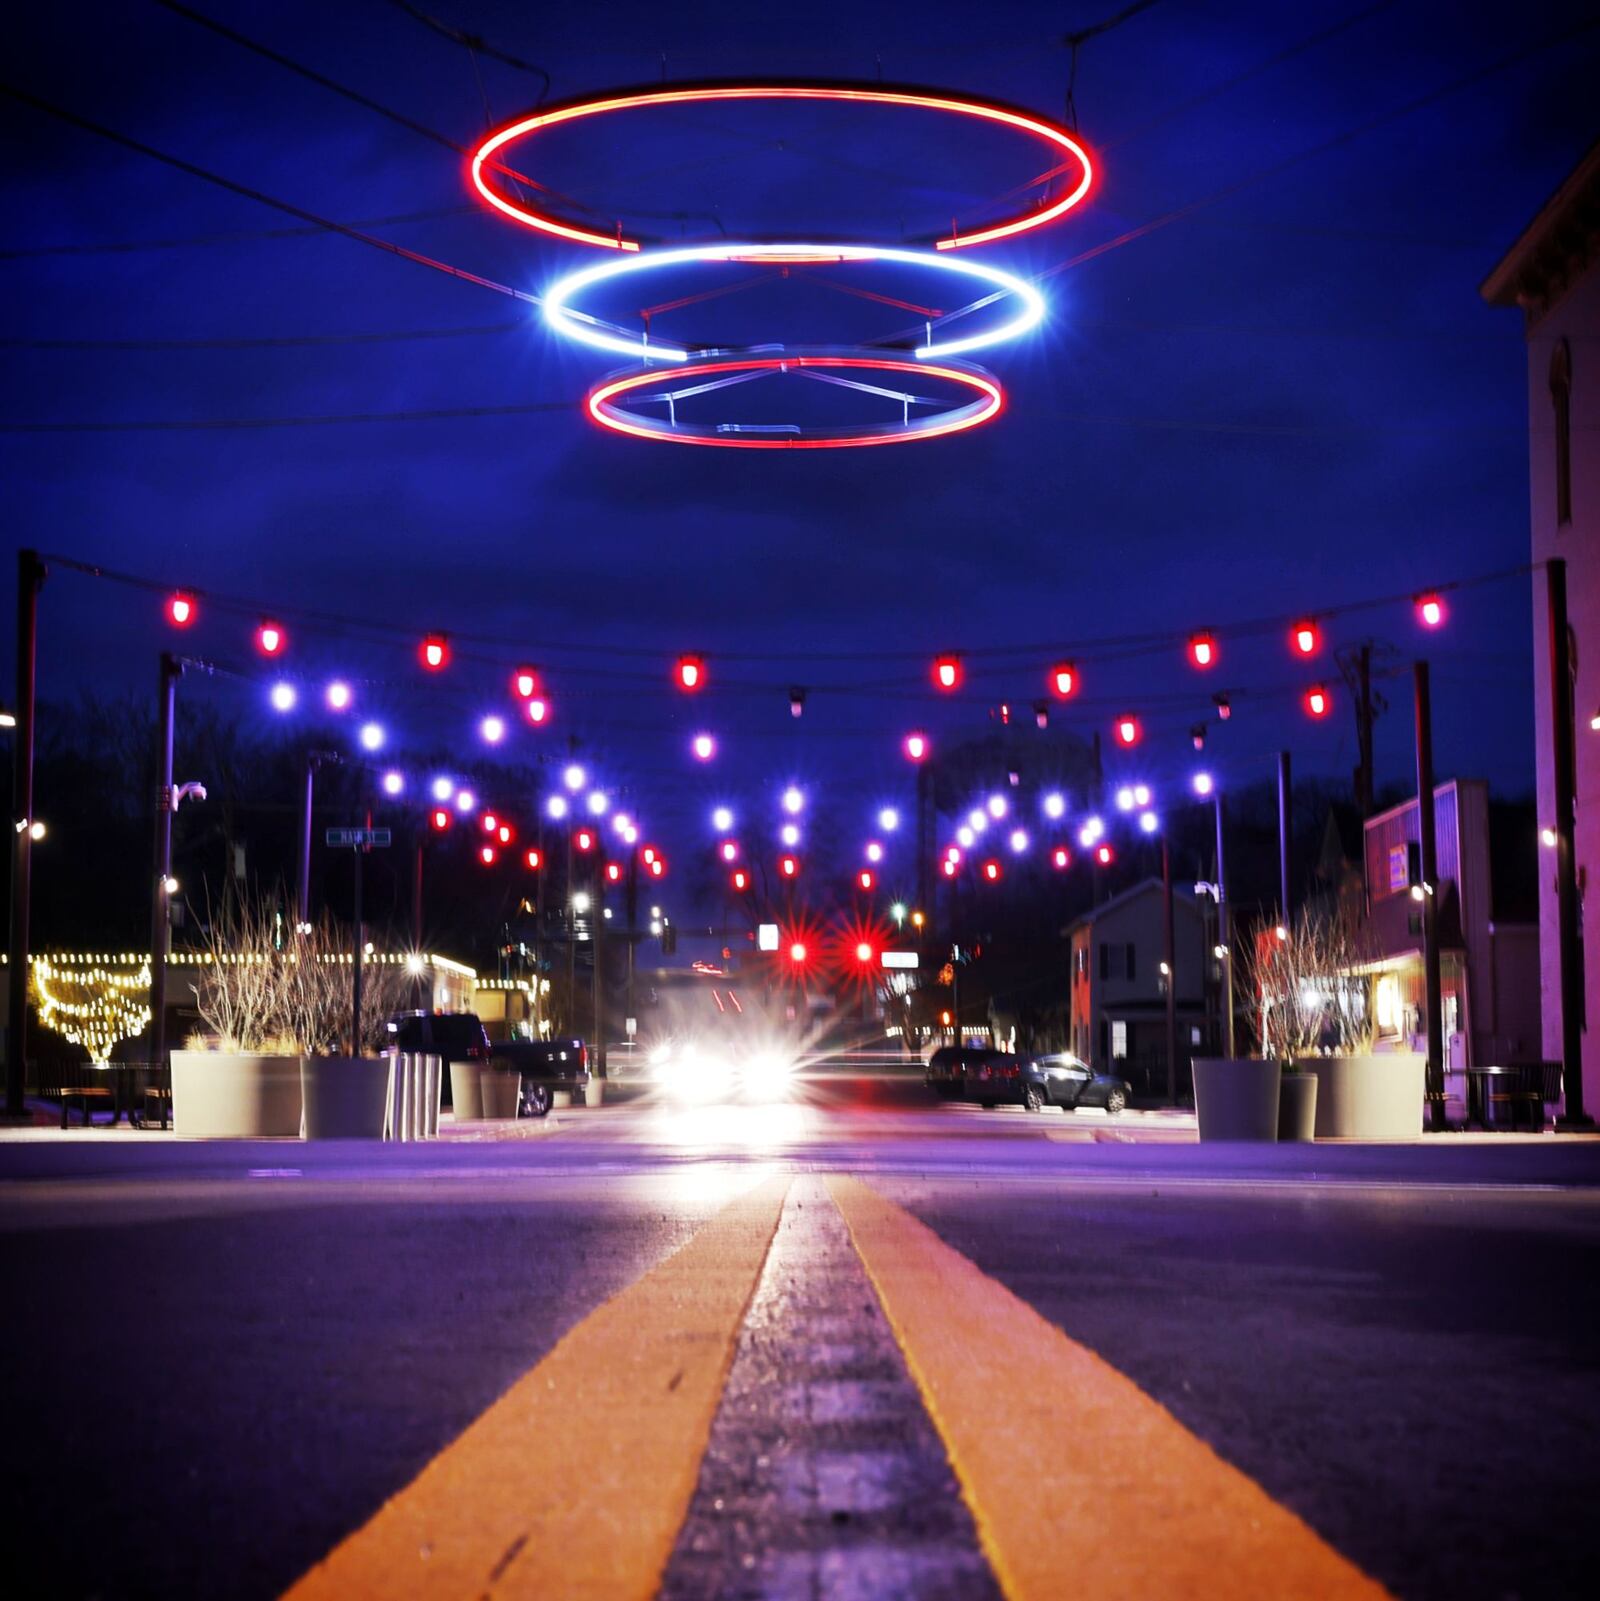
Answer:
5, 0, 1598, 895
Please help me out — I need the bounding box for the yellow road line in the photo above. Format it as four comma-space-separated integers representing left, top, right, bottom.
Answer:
283, 1174, 789, 1601
828, 1175, 1392, 1601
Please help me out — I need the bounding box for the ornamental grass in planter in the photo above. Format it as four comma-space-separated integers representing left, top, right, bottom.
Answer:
176, 898, 409, 1139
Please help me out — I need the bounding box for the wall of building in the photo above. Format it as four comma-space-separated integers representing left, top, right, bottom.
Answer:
1527, 266, 1600, 1109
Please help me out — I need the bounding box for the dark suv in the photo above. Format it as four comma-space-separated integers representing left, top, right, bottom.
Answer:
385, 1012, 590, 1118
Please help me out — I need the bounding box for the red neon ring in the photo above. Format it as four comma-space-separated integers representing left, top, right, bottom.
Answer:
586, 354, 1003, 449
471, 83, 1093, 253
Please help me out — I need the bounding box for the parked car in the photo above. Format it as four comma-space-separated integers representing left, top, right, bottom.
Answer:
1025, 1053, 1130, 1115
490, 1037, 590, 1118
384, 1013, 589, 1118
926, 1044, 1129, 1114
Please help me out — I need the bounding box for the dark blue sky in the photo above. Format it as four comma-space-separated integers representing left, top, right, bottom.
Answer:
4, 0, 1597, 877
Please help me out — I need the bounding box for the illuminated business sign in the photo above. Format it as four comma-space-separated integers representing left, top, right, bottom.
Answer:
880, 951, 919, 970
757, 923, 780, 952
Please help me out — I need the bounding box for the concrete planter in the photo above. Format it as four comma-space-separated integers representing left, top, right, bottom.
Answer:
1278, 1072, 1319, 1142
584, 1078, 605, 1108
480, 1069, 520, 1120
171, 1051, 303, 1139
448, 1060, 483, 1121
1192, 1057, 1281, 1142
301, 1056, 392, 1139
1298, 1054, 1426, 1140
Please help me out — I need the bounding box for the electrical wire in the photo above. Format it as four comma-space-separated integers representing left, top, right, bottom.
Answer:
0, 82, 541, 308
0, 320, 523, 351
1, 401, 565, 432
383, 0, 552, 103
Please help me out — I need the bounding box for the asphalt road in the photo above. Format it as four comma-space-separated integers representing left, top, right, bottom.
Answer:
3, 1084, 1597, 1600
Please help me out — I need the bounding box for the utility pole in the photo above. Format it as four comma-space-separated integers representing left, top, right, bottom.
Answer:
1277, 750, 1293, 930
593, 868, 607, 1079
1162, 832, 1177, 1103
297, 750, 338, 925
1214, 790, 1234, 1059
148, 653, 182, 1075
1344, 643, 1376, 818
1414, 661, 1446, 1130
916, 763, 931, 930
1547, 559, 1591, 1126
6, 549, 44, 1117
351, 839, 364, 1055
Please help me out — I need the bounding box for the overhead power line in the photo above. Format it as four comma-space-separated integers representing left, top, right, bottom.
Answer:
0, 81, 539, 307
384, 0, 552, 101
0, 320, 523, 351
1, 401, 566, 432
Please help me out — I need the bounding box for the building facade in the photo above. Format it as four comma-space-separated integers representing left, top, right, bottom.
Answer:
1067, 878, 1209, 1094
1482, 138, 1600, 1112
1361, 781, 1540, 1076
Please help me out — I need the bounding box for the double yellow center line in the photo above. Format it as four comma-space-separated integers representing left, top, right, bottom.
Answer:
284, 1174, 1390, 1599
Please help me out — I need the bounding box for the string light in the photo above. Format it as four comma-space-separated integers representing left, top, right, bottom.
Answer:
1114, 714, 1141, 747
420, 634, 449, 671
165, 592, 197, 628
255, 620, 286, 656
933, 654, 962, 691
676, 655, 705, 691
1049, 662, 1077, 698
1188, 632, 1216, 669
1291, 620, 1320, 657
1416, 592, 1446, 628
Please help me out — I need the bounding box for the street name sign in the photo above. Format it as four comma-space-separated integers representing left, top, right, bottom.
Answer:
325, 827, 391, 848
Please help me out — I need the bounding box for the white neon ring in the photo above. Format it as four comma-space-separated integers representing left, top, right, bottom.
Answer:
541, 243, 1046, 364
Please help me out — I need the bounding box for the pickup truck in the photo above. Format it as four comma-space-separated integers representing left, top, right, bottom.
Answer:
385, 1011, 590, 1118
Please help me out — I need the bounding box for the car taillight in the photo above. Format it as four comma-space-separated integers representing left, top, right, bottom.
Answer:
578, 1045, 588, 1069
467, 1045, 484, 1059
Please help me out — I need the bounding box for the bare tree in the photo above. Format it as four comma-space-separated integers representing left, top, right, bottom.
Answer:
1244, 902, 1377, 1062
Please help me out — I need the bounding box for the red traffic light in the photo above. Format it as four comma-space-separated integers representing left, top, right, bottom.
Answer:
1114, 715, 1141, 748
1049, 661, 1077, 699
933, 654, 962, 691
524, 847, 543, 870
1416, 591, 1446, 628
165, 592, 197, 628
512, 665, 539, 698
1304, 683, 1331, 719
1188, 632, 1216, 669
1290, 620, 1320, 657
430, 808, 451, 832
676, 654, 705, 691
255, 619, 286, 656
420, 633, 449, 671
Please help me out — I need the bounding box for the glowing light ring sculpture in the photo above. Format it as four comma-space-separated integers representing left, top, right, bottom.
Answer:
543, 242, 1045, 363
471, 83, 1093, 252
587, 354, 1003, 449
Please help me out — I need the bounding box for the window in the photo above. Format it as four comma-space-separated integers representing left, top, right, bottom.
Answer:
1111, 1020, 1128, 1060
1551, 340, 1572, 527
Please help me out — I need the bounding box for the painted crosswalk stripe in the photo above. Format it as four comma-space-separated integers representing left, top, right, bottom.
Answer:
828, 1174, 1393, 1601
282, 1174, 789, 1601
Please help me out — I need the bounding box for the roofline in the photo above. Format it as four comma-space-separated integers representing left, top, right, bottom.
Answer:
1481, 136, 1600, 308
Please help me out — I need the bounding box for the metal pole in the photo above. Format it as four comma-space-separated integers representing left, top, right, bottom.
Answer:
1215, 791, 1234, 1059
1414, 661, 1446, 1130
1355, 643, 1375, 819
1547, 559, 1591, 1125
412, 837, 424, 949
592, 868, 606, 1078
565, 833, 575, 1037
1162, 832, 1177, 1103
6, 549, 44, 1116
916, 763, 931, 928
298, 756, 314, 922
625, 855, 638, 1043
149, 653, 180, 1073
1277, 750, 1293, 929
351, 844, 364, 1056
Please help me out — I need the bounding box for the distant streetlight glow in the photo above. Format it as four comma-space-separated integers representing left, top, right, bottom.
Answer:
1192, 771, 1215, 797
